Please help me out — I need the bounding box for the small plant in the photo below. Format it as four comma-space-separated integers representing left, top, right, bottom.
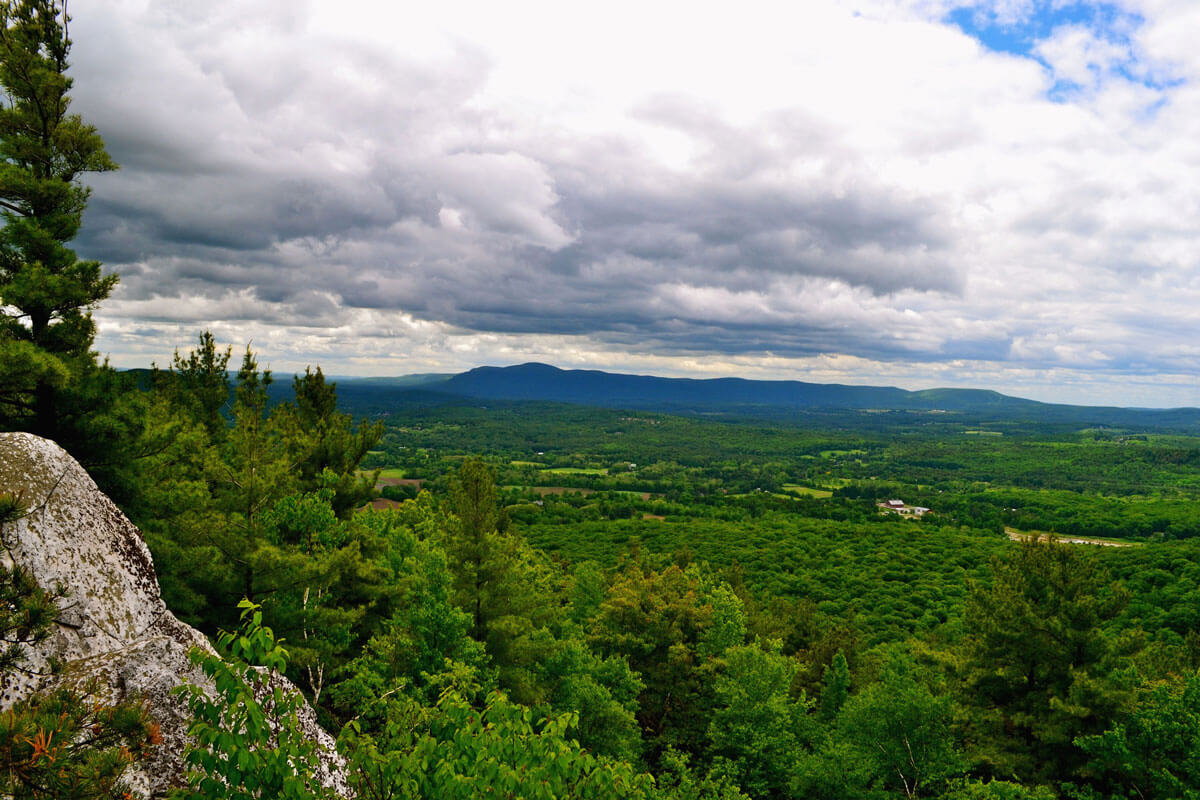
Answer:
0, 563, 59, 674
172, 599, 336, 800
0, 497, 63, 674
0, 683, 159, 800
0, 491, 25, 525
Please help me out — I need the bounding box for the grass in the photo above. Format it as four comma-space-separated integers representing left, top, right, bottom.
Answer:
510, 460, 548, 467
506, 485, 598, 496
505, 486, 659, 500
729, 491, 798, 500
782, 484, 833, 498
540, 467, 609, 476
377, 468, 407, 479
1004, 526, 1140, 547
817, 478, 853, 488
820, 449, 867, 458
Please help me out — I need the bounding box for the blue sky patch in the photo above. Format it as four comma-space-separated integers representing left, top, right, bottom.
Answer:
945, 1, 1166, 96
947, 2, 1132, 58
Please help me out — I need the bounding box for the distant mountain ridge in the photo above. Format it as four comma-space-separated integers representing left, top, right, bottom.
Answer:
123, 362, 1200, 429
422, 363, 1200, 429
438, 362, 1046, 413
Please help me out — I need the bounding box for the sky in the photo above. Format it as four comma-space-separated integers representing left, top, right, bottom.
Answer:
60, 0, 1200, 407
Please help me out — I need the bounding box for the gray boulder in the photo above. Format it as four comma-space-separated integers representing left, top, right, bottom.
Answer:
0, 432, 349, 798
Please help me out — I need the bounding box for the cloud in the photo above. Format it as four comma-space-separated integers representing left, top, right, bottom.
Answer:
47, 0, 1200, 405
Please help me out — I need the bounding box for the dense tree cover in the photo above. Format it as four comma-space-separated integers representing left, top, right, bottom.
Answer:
13, 321, 1200, 799
360, 402, 1200, 496
321, 404, 1200, 800
361, 402, 1200, 549
527, 514, 1004, 645
960, 540, 1137, 785
7, 6, 1200, 796
125, 338, 389, 708
1076, 673, 1200, 799
20, 356, 1200, 798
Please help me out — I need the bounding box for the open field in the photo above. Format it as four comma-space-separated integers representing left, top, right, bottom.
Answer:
1004, 527, 1138, 547
506, 486, 657, 500
540, 467, 610, 475
510, 485, 598, 497
378, 476, 426, 488
365, 497, 406, 510
782, 484, 833, 498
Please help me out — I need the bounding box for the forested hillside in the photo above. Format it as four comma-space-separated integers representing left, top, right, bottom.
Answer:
120, 357, 1200, 799
334, 362, 1200, 430
5, 2, 1200, 798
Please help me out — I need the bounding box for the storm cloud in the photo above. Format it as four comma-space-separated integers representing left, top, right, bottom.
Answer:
58, 0, 1200, 405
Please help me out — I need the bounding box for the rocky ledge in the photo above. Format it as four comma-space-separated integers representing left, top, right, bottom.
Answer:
0, 432, 348, 798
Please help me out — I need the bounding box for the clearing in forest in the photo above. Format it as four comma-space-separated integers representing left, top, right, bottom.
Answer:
1004, 527, 1138, 547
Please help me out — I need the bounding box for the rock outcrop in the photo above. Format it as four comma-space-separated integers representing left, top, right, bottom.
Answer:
0, 432, 348, 798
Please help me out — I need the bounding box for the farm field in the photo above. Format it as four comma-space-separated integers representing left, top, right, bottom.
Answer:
1004, 526, 1139, 547
782, 484, 834, 498
376, 467, 407, 479
540, 466, 610, 475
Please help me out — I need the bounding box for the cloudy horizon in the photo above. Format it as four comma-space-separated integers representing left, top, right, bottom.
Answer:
66, 0, 1200, 408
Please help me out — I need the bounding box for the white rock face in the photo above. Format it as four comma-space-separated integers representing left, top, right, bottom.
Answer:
0, 432, 349, 798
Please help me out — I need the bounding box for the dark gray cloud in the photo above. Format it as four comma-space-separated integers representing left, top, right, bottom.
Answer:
56, 0, 1200, 406
74, 47, 959, 362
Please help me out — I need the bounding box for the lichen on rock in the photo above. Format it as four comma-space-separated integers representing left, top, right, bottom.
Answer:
0, 432, 349, 798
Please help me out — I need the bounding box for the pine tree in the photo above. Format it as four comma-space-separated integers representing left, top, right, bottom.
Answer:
275, 365, 383, 518
961, 538, 1135, 784
446, 458, 507, 642
819, 652, 850, 721
0, 0, 117, 440
162, 331, 233, 437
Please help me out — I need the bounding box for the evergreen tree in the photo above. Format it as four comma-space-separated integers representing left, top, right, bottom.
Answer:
819, 652, 850, 722
445, 458, 510, 643
0, 0, 117, 442
161, 331, 232, 438
274, 365, 383, 518
0, 492, 59, 673
961, 537, 1136, 785
0, 684, 159, 800
213, 348, 296, 604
